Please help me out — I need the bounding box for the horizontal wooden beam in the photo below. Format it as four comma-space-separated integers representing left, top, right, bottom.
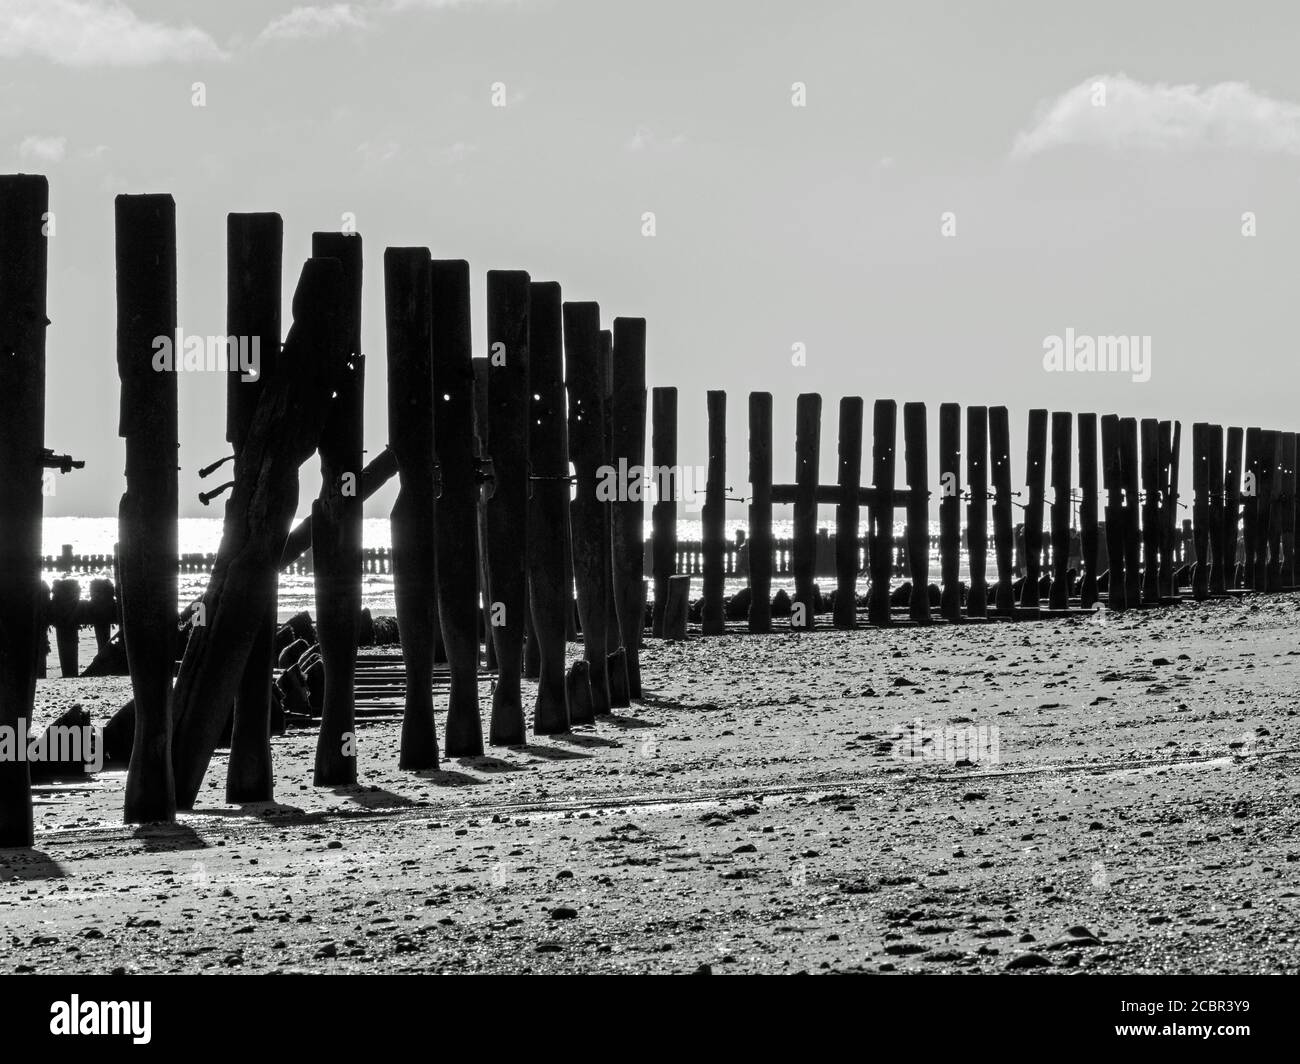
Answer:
771, 484, 914, 507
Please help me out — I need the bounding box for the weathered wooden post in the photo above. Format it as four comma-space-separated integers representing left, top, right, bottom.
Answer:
1208, 424, 1226, 594
1223, 426, 1244, 588
1100, 414, 1126, 611
431, 260, 484, 755
611, 317, 647, 696
792, 394, 821, 629
902, 402, 930, 623
1282, 433, 1298, 588
748, 393, 773, 632
116, 194, 178, 824
937, 403, 961, 621
49, 579, 80, 678
565, 302, 612, 714
310, 232, 364, 785
650, 387, 677, 638
834, 397, 865, 628
1020, 409, 1047, 610
1160, 422, 1181, 598
385, 248, 439, 769
1077, 413, 1099, 609
1241, 427, 1261, 588
702, 391, 727, 634
1258, 430, 1280, 591
485, 270, 531, 745
989, 405, 1015, 615
1120, 418, 1144, 607
1192, 423, 1210, 600
599, 329, 626, 703
1048, 412, 1071, 609
0, 175, 48, 845
527, 282, 571, 732
663, 575, 691, 640
224, 213, 282, 802
966, 406, 989, 618
868, 399, 897, 625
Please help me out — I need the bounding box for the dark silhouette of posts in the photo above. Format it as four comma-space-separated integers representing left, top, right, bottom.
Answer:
611, 317, 647, 696
1242, 427, 1261, 588
1224, 427, 1244, 588
116, 194, 178, 824
311, 232, 364, 785
1119, 418, 1143, 607
485, 270, 530, 745
650, 387, 677, 637
225, 213, 282, 802
702, 391, 727, 634
386, 248, 439, 770
965, 406, 988, 618
1048, 412, 1071, 609
902, 402, 930, 623
1100, 414, 1126, 611
1158, 421, 1179, 598
1192, 423, 1209, 600
748, 393, 773, 632
528, 282, 571, 732
867, 400, 897, 626
1020, 409, 1047, 609
565, 302, 612, 714
430, 260, 484, 755
599, 329, 625, 703
1256, 430, 1279, 591
937, 403, 961, 622
1077, 413, 1099, 609
792, 394, 821, 629
1208, 425, 1226, 594
834, 397, 864, 628
1281, 433, 1297, 588
989, 406, 1015, 615
0, 175, 48, 846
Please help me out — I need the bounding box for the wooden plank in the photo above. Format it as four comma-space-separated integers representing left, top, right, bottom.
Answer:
792, 393, 821, 628
748, 392, 773, 633
1191, 422, 1209, 600
1119, 417, 1143, 607
1100, 414, 1126, 610
1048, 411, 1071, 610
702, 391, 727, 634
965, 405, 989, 618
1021, 408, 1047, 609
1077, 412, 1099, 609
988, 405, 1015, 615
867, 400, 897, 625
903, 401, 930, 623
835, 397, 865, 628
1208, 424, 1226, 594
1223, 426, 1244, 588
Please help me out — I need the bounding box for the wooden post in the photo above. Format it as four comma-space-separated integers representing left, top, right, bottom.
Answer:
473, 358, 496, 675
431, 260, 485, 755
903, 402, 930, 623
1260, 430, 1281, 591
966, 406, 988, 618
565, 302, 612, 715
600, 329, 625, 703
1224, 426, 1244, 588
485, 270, 531, 745
702, 391, 726, 634
835, 397, 865, 628
385, 248, 439, 769
989, 405, 1015, 615
225, 213, 282, 802
748, 393, 773, 632
116, 194, 178, 824
1192, 423, 1209, 600
663, 575, 691, 640
650, 387, 677, 637
937, 403, 961, 621
1021, 409, 1047, 609
1208, 424, 1226, 595
1049, 412, 1071, 609
1160, 422, 1180, 598
1241, 427, 1261, 589
1119, 418, 1143, 607
1283, 433, 1298, 588
49, 579, 80, 677
1077, 413, 1099, 609
0, 175, 47, 846
792, 394, 821, 629
868, 400, 897, 625
611, 317, 647, 696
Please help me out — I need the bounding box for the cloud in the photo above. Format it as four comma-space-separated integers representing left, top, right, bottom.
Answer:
0, 0, 227, 66
1012, 74, 1300, 159
18, 135, 67, 162
626, 126, 686, 153
257, 4, 369, 44
357, 139, 401, 166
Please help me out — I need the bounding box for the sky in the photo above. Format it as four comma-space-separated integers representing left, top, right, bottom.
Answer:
5, 0, 1300, 522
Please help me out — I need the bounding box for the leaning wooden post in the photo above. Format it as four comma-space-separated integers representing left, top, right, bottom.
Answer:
902, 402, 931, 623
748, 392, 773, 632
1120, 418, 1144, 607
1191, 423, 1209, 600
1223, 426, 1244, 588
988, 405, 1015, 615
116, 194, 178, 824
485, 270, 531, 745
310, 232, 365, 784
965, 406, 989, 618
937, 403, 961, 621
565, 302, 612, 714
1077, 413, 1099, 609
650, 387, 678, 637
386, 248, 439, 769
431, 260, 485, 755
702, 390, 727, 634
611, 317, 647, 696
1020, 409, 1048, 609
792, 394, 821, 629
1208, 425, 1226, 594
0, 175, 48, 845
867, 399, 897, 626
225, 213, 282, 802
834, 397, 865, 628
1100, 414, 1126, 611
1048, 412, 1072, 609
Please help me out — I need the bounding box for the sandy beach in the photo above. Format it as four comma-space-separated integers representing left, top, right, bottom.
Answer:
3, 593, 1296, 975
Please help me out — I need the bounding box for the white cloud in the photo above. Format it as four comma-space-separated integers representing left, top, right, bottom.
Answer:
626, 126, 685, 153
357, 139, 400, 166
18, 135, 67, 162
1012, 74, 1300, 159
257, 4, 369, 44
0, 0, 227, 66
